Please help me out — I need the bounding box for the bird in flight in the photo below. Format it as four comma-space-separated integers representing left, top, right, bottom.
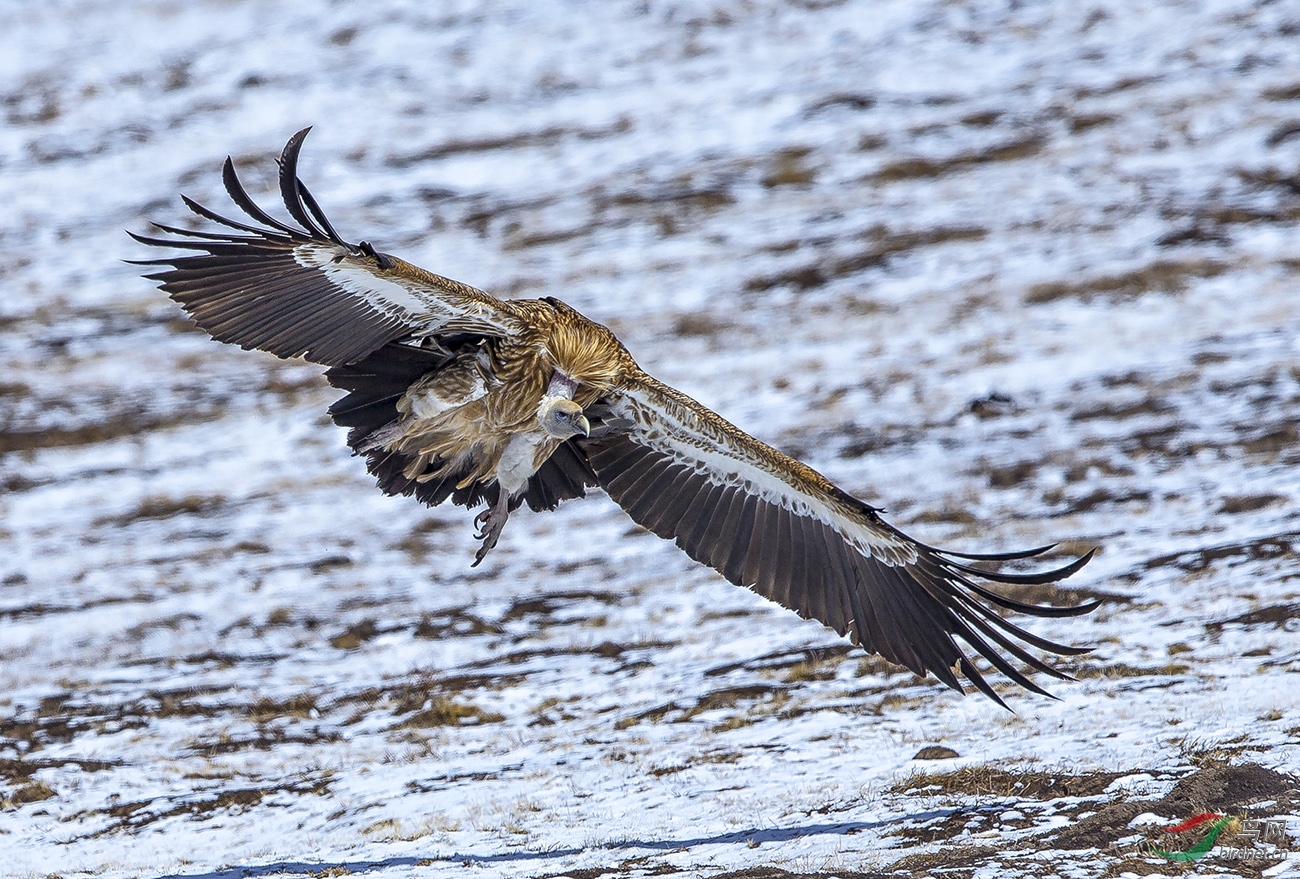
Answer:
132, 128, 1097, 706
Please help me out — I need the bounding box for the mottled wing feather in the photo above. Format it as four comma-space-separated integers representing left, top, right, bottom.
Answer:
584, 373, 1096, 705
130, 127, 520, 366
324, 341, 597, 514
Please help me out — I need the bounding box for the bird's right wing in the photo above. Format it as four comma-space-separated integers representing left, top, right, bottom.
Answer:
131, 127, 521, 366
583, 370, 1097, 705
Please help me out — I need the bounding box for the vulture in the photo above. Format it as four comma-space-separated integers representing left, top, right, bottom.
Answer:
132, 128, 1098, 706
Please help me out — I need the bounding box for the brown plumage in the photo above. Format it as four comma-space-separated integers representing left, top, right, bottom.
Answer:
132, 128, 1099, 706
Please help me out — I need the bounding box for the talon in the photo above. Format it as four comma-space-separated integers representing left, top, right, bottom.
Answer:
470, 490, 511, 566
472, 524, 502, 567
472, 507, 493, 540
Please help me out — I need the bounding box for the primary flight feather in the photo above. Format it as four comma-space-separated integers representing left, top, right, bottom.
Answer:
132, 128, 1097, 706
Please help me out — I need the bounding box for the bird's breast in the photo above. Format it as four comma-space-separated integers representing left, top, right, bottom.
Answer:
494, 431, 556, 493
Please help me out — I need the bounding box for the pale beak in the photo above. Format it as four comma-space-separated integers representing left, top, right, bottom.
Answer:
575, 415, 591, 438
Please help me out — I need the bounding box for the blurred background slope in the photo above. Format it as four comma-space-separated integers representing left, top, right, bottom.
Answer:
1, 1, 1298, 876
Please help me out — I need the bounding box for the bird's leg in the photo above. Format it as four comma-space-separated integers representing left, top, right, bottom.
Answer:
472, 489, 511, 567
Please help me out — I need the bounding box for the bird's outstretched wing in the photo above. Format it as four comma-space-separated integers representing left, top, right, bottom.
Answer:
583, 371, 1097, 706
130, 127, 520, 366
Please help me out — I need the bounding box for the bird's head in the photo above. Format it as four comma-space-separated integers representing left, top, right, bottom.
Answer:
537, 397, 590, 440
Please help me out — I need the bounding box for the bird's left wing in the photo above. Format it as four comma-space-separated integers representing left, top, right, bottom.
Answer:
582, 371, 1096, 705
131, 127, 520, 366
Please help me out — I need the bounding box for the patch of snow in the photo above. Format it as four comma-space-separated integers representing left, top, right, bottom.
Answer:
2, 0, 1299, 876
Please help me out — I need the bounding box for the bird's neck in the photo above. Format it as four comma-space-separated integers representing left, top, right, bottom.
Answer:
545, 370, 579, 400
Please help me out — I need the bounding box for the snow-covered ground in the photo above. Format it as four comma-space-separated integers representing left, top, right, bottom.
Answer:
2, 1, 1299, 876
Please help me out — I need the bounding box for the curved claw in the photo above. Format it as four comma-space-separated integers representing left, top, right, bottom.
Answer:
472, 523, 504, 566
471, 492, 511, 567
473, 508, 492, 538
472, 537, 497, 567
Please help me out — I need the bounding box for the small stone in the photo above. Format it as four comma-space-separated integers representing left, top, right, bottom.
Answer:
913, 745, 960, 760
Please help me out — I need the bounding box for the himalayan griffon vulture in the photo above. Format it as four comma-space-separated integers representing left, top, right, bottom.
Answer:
132, 129, 1097, 706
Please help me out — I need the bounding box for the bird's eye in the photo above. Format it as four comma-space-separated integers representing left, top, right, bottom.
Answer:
555, 412, 570, 422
